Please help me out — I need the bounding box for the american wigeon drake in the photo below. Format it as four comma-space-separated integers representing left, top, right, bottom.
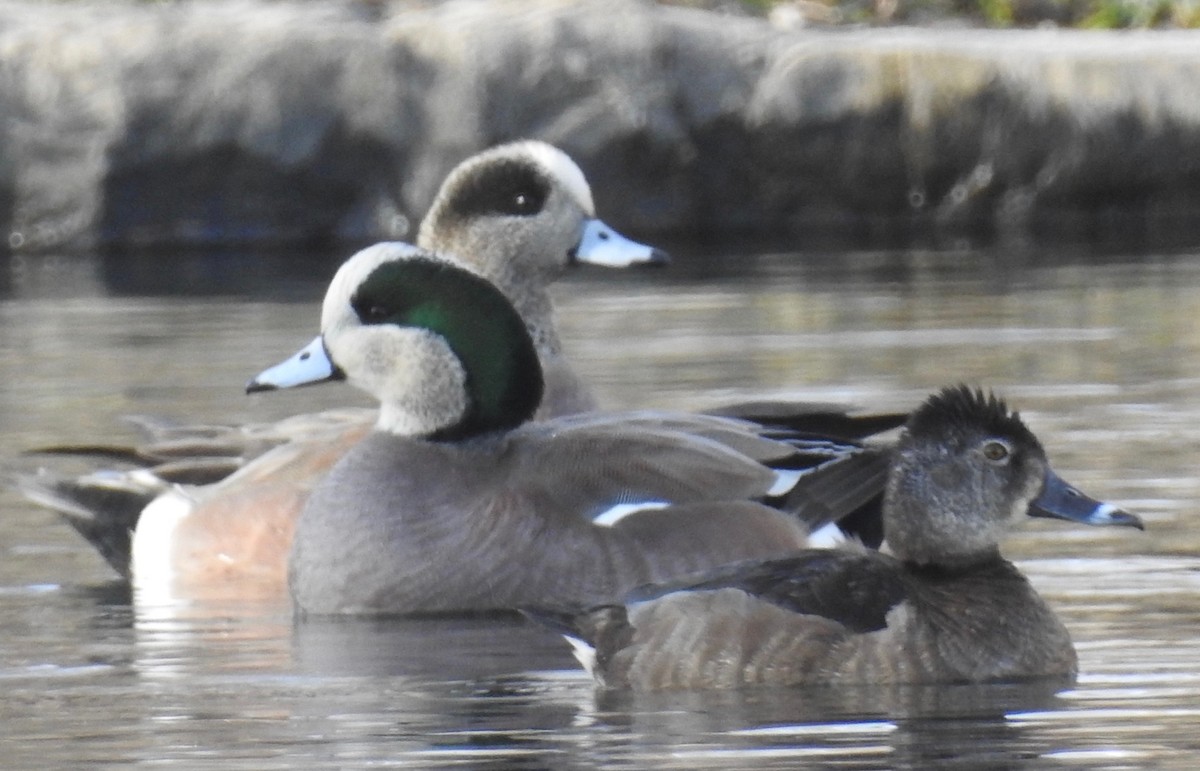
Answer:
19, 141, 670, 600
528, 386, 1143, 690
23, 142, 904, 604
246, 242, 895, 616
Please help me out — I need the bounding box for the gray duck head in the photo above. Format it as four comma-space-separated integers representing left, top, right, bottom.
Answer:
884, 385, 1141, 568
418, 141, 668, 288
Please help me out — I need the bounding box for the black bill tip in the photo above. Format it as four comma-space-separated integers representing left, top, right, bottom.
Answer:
1029, 470, 1144, 530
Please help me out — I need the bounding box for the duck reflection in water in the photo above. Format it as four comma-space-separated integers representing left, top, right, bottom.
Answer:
589, 678, 1072, 769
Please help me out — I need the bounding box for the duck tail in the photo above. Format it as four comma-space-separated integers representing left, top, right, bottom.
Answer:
521, 604, 633, 682
14, 469, 166, 579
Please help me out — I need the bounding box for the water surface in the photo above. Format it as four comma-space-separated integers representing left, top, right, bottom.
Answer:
1, 243, 1197, 768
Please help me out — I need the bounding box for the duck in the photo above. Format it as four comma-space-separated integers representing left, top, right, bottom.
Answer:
416, 140, 671, 417
23, 142, 904, 604
525, 385, 1144, 690
17, 141, 669, 600
246, 242, 894, 616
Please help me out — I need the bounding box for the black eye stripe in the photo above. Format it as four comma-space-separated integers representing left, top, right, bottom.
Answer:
350, 291, 395, 325
449, 160, 550, 218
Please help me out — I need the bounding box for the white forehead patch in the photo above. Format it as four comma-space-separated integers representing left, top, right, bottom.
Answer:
519, 141, 595, 215
321, 242, 426, 331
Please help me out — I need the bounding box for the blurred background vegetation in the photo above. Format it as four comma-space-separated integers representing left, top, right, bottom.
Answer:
671, 0, 1200, 28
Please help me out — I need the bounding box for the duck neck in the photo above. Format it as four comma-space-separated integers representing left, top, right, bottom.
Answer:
901, 547, 1006, 577
883, 466, 1008, 567
372, 337, 543, 442
426, 310, 544, 443
490, 269, 563, 358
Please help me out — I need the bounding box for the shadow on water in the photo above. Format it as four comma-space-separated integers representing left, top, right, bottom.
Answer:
5, 228, 1192, 302
95, 245, 351, 299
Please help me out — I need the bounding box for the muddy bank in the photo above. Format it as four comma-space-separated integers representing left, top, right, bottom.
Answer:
3, 0, 1199, 251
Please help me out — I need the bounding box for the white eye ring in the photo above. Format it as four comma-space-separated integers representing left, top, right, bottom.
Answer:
981, 440, 1011, 463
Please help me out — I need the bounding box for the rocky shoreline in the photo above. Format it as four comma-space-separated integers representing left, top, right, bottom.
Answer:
3, 0, 1200, 252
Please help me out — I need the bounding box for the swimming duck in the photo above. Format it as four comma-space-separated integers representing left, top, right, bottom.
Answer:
418, 140, 670, 416
247, 242, 886, 616
527, 385, 1143, 689
18, 141, 669, 597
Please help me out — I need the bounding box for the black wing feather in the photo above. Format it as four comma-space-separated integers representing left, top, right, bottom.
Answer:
628, 550, 908, 634
705, 402, 908, 442
775, 447, 891, 547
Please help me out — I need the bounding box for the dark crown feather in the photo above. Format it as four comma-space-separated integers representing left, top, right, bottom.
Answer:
905, 385, 1039, 450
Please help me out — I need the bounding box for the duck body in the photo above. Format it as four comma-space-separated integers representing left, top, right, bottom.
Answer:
552, 549, 1073, 689
17, 141, 668, 597
252, 243, 891, 616
530, 386, 1143, 689
290, 427, 810, 615
23, 144, 902, 602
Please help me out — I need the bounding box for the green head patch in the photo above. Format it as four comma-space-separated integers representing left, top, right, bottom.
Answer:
350, 256, 544, 439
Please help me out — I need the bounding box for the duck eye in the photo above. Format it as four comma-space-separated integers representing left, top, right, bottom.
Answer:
982, 440, 1010, 462
351, 295, 394, 325
504, 186, 546, 216
512, 192, 536, 213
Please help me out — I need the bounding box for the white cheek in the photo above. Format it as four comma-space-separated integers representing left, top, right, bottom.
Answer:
329, 327, 385, 393
327, 322, 471, 436
383, 332, 470, 435
386, 335, 464, 400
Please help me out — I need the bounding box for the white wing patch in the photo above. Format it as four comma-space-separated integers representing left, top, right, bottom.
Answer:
767, 468, 804, 497
806, 521, 848, 549
592, 501, 670, 527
